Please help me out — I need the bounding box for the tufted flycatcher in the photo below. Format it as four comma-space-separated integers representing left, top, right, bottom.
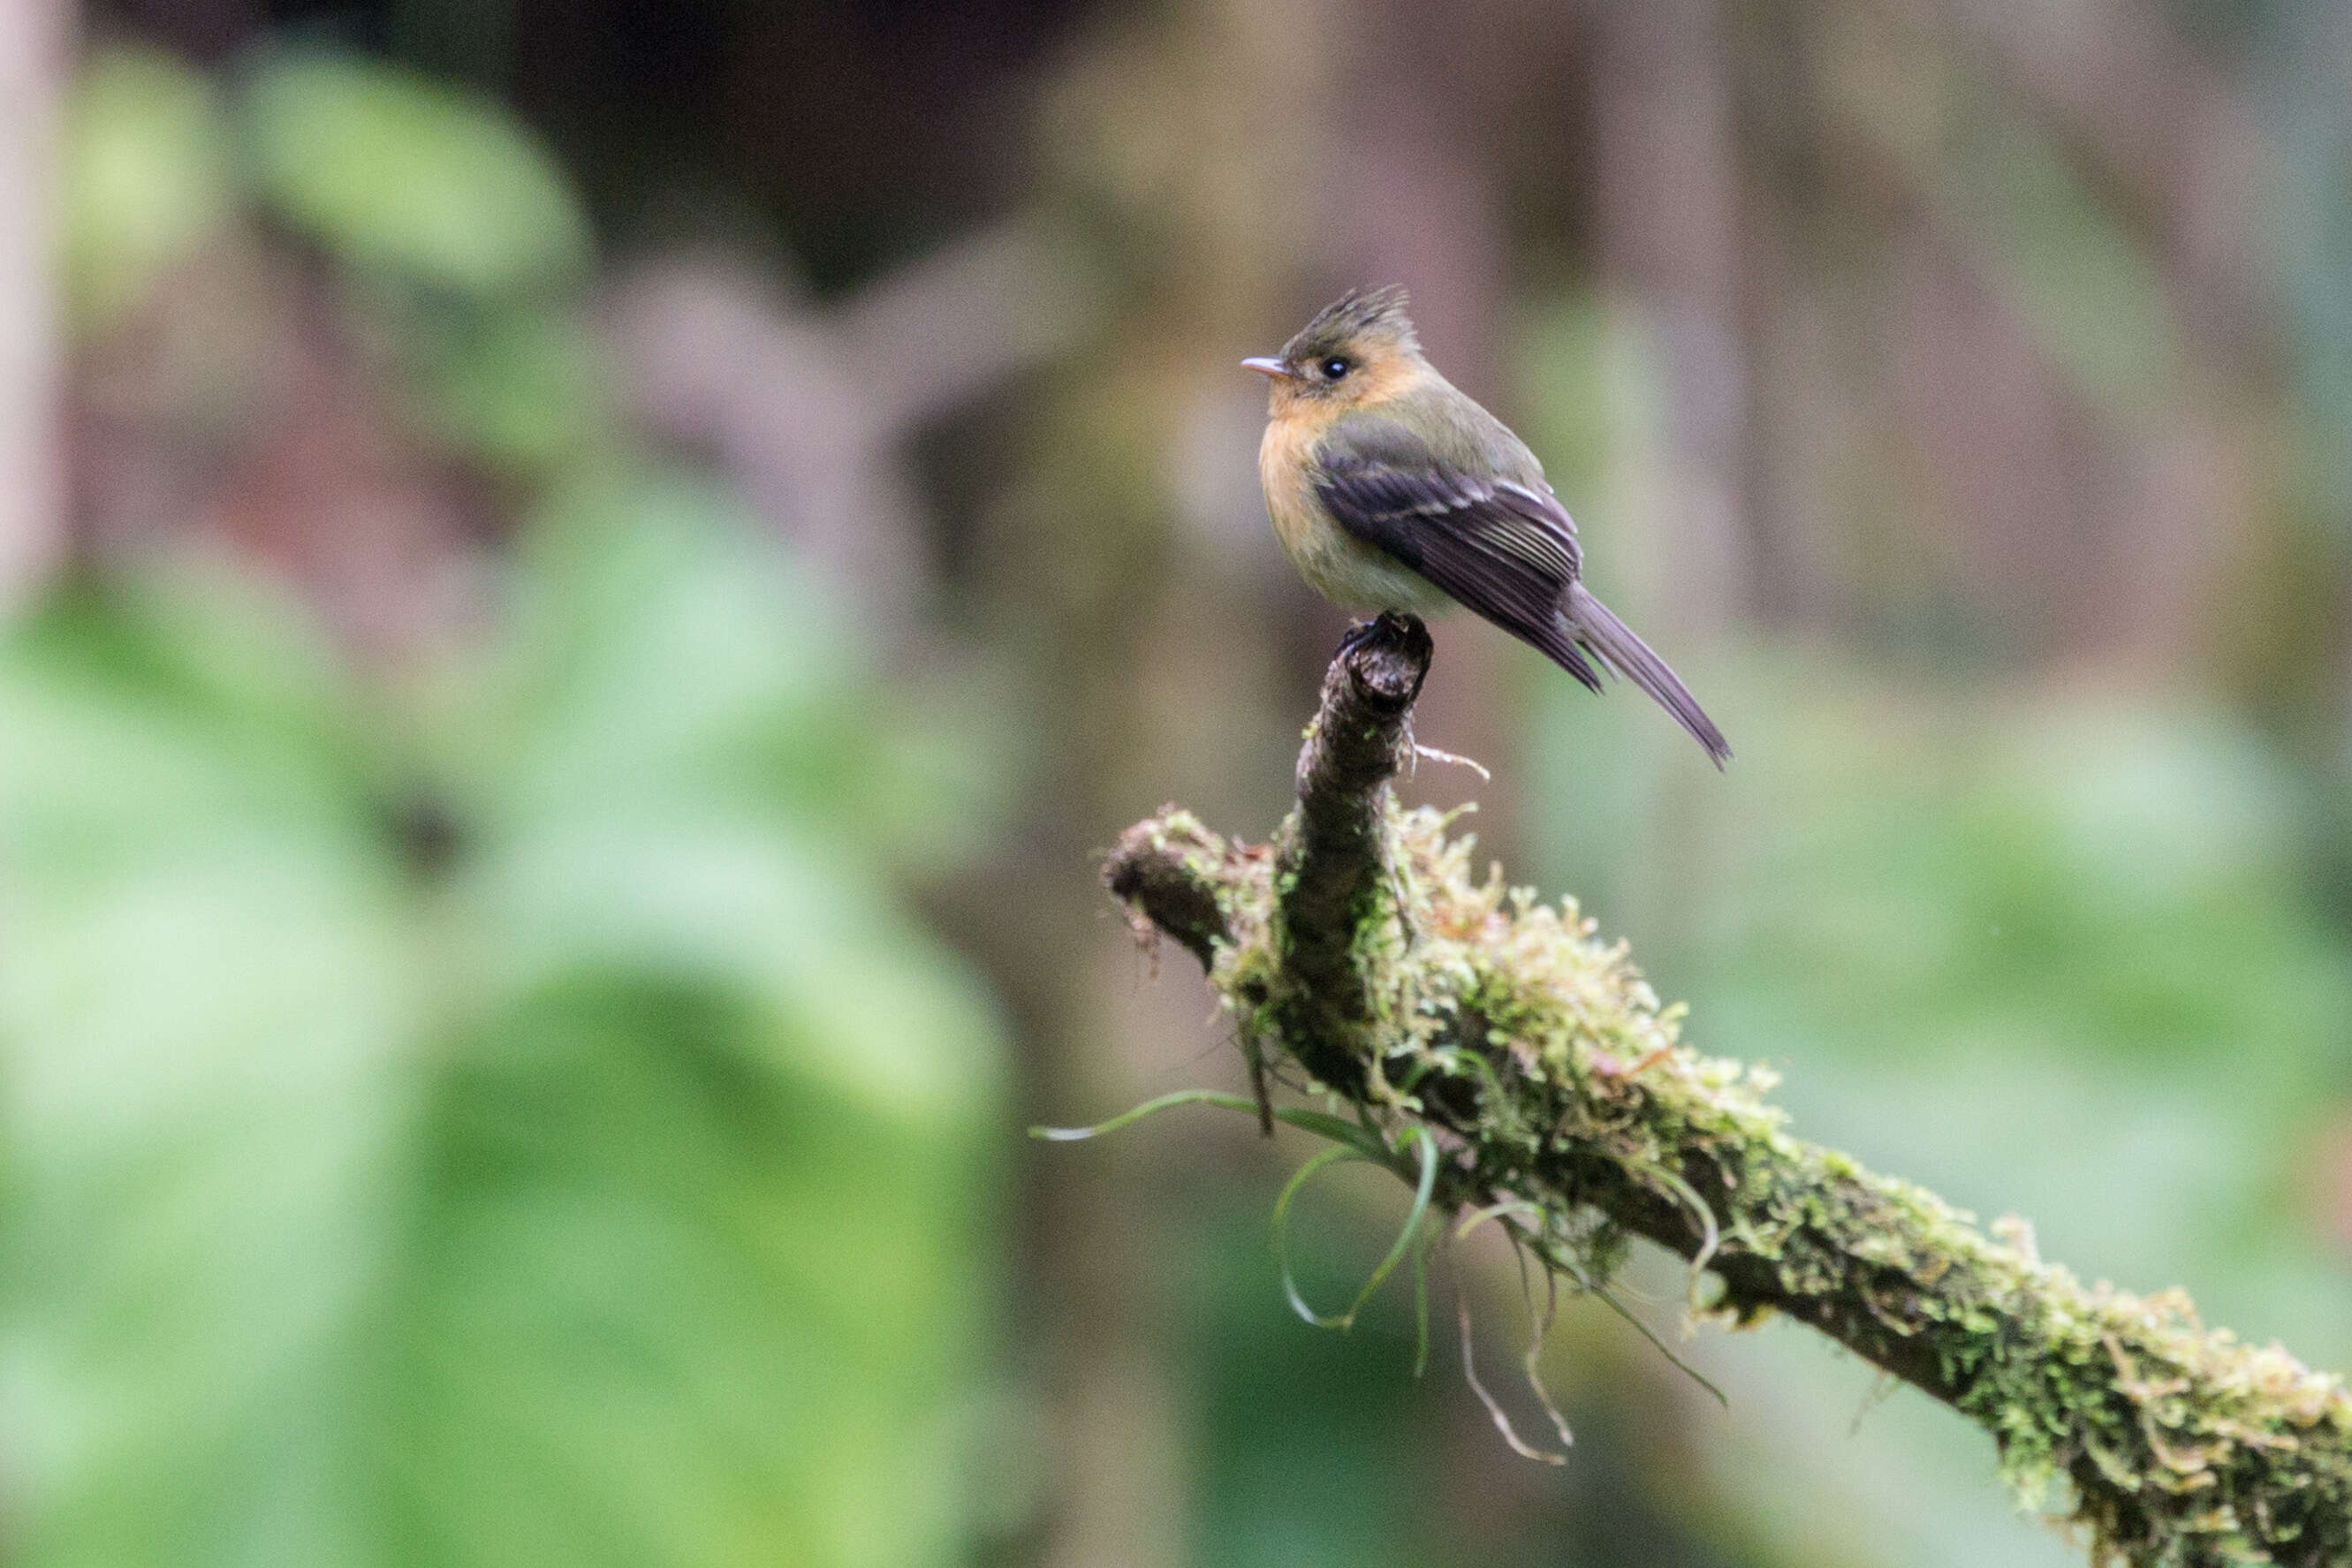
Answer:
1246, 287, 1730, 765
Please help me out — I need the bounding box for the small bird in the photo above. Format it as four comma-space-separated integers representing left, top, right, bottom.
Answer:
1246, 287, 1730, 765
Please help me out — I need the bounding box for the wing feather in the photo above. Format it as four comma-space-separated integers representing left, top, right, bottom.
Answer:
1313, 417, 1597, 686
1312, 413, 1733, 765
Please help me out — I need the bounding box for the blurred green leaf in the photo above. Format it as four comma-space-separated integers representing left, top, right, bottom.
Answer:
241, 52, 591, 296
62, 49, 237, 333
436, 469, 1000, 873
412, 306, 608, 472
0, 496, 1006, 1568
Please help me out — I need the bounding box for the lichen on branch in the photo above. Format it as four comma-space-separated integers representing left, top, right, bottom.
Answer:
1101, 612, 2352, 1568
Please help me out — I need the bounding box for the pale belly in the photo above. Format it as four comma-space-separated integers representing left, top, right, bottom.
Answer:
1259, 424, 1455, 616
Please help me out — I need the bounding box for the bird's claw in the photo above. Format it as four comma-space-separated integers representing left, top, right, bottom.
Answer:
1335, 610, 1429, 663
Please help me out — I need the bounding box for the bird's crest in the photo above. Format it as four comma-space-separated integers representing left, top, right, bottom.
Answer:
1284, 286, 1419, 360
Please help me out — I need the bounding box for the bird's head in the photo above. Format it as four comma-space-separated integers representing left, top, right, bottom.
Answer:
1243, 286, 1423, 415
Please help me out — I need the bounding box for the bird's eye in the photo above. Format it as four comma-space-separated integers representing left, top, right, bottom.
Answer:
1321, 356, 1351, 380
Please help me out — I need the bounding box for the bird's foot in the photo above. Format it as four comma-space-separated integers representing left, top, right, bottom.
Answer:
1332, 612, 1433, 714
1335, 610, 1430, 663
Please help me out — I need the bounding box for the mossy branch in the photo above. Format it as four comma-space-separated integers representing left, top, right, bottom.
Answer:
1102, 613, 2352, 1568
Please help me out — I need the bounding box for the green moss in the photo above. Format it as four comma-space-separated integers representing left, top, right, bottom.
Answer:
1157, 800, 2351, 1568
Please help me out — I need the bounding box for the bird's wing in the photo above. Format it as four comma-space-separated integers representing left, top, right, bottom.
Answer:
1312, 414, 1600, 688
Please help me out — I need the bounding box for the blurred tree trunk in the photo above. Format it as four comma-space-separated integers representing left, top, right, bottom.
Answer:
1339, 0, 1521, 859
0, 0, 65, 614
1589, 0, 1750, 638
995, 4, 1343, 1564
1936, 0, 2272, 672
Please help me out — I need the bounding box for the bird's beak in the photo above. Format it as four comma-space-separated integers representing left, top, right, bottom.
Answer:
1241, 356, 1295, 380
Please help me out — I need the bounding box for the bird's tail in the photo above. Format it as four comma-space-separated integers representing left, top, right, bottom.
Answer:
1559, 583, 1731, 766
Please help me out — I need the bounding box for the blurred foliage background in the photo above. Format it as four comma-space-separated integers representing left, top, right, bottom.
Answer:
3, 0, 2352, 1564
